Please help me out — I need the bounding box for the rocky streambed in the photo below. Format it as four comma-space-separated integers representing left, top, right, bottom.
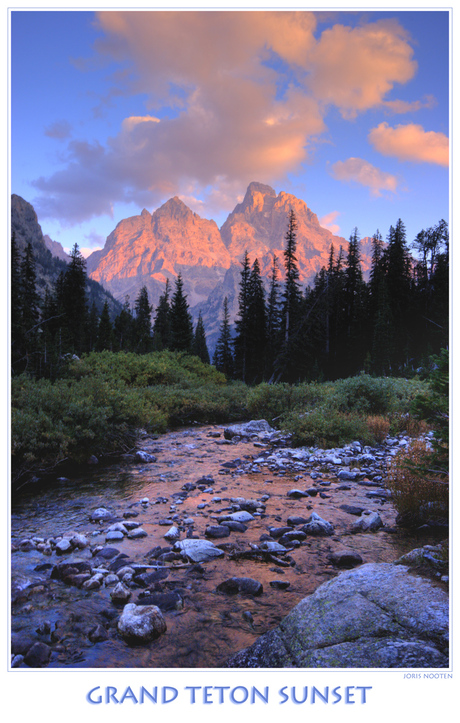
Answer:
11, 420, 449, 669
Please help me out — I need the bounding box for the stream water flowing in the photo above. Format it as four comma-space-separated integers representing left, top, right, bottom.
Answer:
11, 423, 436, 669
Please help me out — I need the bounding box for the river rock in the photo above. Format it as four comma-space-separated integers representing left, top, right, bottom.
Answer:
301, 512, 334, 536
82, 573, 104, 590
163, 526, 180, 542
259, 540, 287, 553
337, 470, 359, 481
55, 538, 73, 555
106, 530, 124, 542
137, 591, 183, 611
205, 525, 230, 539
286, 515, 308, 526
117, 603, 167, 643
329, 549, 364, 568
128, 528, 148, 539
110, 582, 132, 604
269, 526, 292, 539
173, 538, 225, 562
217, 577, 263, 596
220, 510, 254, 523
135, 451, 157, 463
339, 504, 365, 516
90, 508, 114, 522
227, 562, 449, 668
224, 420, 275, 440
351, 510, 383, 533
88, 624, 109, 643
287, 489, 310, 499
269, 579, 290, 590
23, 642, 52, 668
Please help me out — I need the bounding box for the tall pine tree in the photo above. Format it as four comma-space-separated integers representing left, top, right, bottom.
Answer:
213, 297, 234, 377
169, 273, 193, 353
233, 251, 251, 381
133, 286, 153, 353
153, 280, 171, 351
192, 311, 210, 364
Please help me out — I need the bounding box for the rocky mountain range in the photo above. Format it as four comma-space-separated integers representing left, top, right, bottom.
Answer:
14, 183, 375, 353
86, 182, 374, 350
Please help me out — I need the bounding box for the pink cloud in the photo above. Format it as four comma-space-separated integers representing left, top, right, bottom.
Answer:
331, 157, 398, 197
320, 210, 341, 235
32, 12, 430, 225
368, 122, 449, 166
306, 20, 417, 118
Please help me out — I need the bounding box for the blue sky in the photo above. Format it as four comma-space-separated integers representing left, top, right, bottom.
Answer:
10, 7, 450, 256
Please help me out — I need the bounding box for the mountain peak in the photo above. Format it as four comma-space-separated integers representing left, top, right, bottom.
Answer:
245, 181, 276, 198
157, 195, 193, 220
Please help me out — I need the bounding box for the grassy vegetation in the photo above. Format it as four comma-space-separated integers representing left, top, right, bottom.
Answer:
11, 352, 432, 486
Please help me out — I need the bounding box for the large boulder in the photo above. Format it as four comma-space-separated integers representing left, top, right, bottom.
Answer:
117, 603, 167, 643
224, 420, 275, 440
227, 563, 448, 668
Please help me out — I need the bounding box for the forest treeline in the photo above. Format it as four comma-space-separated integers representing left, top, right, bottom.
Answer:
11, 210, 448, 384
213, 212, 449, 383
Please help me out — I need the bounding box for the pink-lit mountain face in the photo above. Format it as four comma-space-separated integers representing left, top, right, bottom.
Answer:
86, 182, 373, 347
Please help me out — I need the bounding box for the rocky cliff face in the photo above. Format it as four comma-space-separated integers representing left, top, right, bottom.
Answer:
11, 194, 121, 316
87, 197, 231, 310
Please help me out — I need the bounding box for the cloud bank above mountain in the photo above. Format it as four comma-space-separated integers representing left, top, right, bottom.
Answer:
30, 10, 443, 226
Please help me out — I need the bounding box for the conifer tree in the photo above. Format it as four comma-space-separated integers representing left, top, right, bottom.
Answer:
114, 296, 134, 351
169, 273, 193, 352
11, 234, 22, 338
133, 285, 153, 353
213, 297, 234, 377
277, 210, 303, 381
11, 234, 24, 371
265, 254, 281, 378
385, 219, 412, 370
281, 209, 302, 346
153, 280, 171, 351
245, 258, 267, 383
61, 243, 88, 356
233, 251, 251, 381
96, 301, 114, 351
192, 311, 210, 364
86, 302, 99, 353
19, 241, 41, 373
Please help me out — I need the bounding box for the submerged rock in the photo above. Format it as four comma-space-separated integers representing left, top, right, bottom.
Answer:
301, 512, 334, 537
173, 538, 225, 563
217, 577, 263, 596
351, 510, 383, 533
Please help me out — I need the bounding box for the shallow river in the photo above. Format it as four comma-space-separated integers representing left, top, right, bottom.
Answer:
11, 424, 432, 668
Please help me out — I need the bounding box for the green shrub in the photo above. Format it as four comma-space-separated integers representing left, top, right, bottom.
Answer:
67, 350, 227, 388
11, 373, 168, 475
283, 407, 373, 448
246, 381, 330, 423
144, 382, 248, 426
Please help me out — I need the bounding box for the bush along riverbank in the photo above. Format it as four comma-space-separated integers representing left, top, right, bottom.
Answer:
12, 350, 434, 489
